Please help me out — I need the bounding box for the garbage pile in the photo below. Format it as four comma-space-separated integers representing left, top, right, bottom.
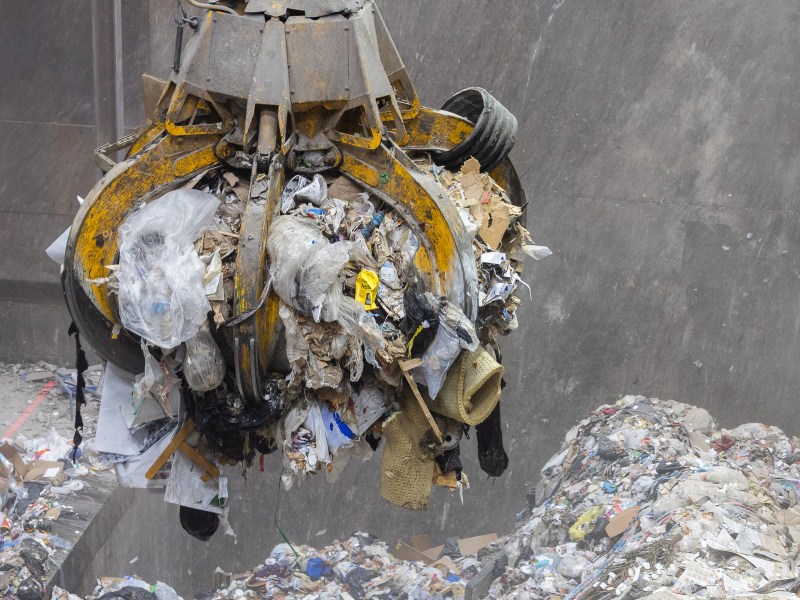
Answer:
51, 396, 800, 599
485, 395, 800, 598
91, 158, 549, 524
52, 578, 182, 600
0, 428, 104, 600
183, 396, 800, 599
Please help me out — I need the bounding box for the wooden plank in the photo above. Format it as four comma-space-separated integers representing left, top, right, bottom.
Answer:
145, 420, 195, 480
178, 441, 220, 482
399, 359, 442, 442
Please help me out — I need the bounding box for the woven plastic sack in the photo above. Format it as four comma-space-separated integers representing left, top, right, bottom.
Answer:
380, 389, 435, 510
118, 190, 219, 349
429, 346, 503, 426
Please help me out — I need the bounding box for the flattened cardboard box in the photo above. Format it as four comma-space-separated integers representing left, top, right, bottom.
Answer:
0, 443, 65, 483
392, 532, 498, 564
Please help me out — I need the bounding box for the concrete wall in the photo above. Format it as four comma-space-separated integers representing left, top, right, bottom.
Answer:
0, 1, 98, 363
4, 1, 800, 596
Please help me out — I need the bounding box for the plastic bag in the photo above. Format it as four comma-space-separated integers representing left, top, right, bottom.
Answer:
303, 402, 331, 465
132, 343, 179, 417
299, 240, 350, 322
281, 174, 327, 213
344, 194, 376, 236
279, 303, 309, 365
321, 403, 358, 451
520, 244, 553, 260
338, 296, 386, 354
268, 215, 349, 322
413, 300, 479, 399
184, 322, 226, 392
118, 190, 220, 348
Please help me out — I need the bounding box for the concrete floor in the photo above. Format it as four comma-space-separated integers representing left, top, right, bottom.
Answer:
0, 364, 96, 442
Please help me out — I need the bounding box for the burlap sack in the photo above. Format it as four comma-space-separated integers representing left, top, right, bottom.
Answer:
429, 347, 503, 426
380, 390, 436, 510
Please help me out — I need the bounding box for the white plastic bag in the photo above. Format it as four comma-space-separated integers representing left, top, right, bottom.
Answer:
118, 190, 220, 349
413, 300, 479, 398
268, 215, 350, 322
338, 296, 386, 354
281, 174, 327, 213
184, 322, 226, 392
303, 402, 331, 465
299, 240, 350, 322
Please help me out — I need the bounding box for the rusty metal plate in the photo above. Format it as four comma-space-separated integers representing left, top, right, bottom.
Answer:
285, 15, 350, 104
207, 14, 263, 99
248, 19, 290, 108
245, 0, 367, 18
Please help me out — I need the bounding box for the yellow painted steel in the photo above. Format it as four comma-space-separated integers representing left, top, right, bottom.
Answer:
401, 108, 474, 151
332, 123, 383, 150
71, 103, 480, 349
231, 159, 285, 397
340, 144, 464, 298
64, 0, 512, 383
127, 124, 166, 157
70, 132, 223, 322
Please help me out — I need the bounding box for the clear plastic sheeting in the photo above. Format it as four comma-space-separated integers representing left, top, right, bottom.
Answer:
267, 215, 350, 322
281, 174, 328, 213
117, 190, 220, 349
413, 299, 479, 399
183, 322, 226, 392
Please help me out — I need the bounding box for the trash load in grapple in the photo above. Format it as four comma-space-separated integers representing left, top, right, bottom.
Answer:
59, 0, 549, 538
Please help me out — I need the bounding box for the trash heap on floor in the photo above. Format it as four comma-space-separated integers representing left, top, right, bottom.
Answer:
484, 395, 800, 598
52, 578, 182, 600
88, 158, 549, 530
0, 428, 105, 600
63, 532, 486, 600
57, 396, 800, 599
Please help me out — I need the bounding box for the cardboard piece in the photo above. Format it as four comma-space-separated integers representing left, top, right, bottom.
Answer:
461, 157, 482, 176
687, 430, 710, 453
392, 532, 497, 564
329, 176, 367, 204
433, 469, 459, 490
429, 555, 458, 575
480, 198, 511, 250
605, 505, 640, 538
392, 540, 444, 564
0, 455, 11, 479
0, 444, 65, 483
458, 533, 499, 556
460, 172, 487, 207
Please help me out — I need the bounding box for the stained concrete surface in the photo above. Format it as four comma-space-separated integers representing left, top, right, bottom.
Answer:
3, 1, 800, 597
0, 1, 98, 363
0, 364, 117, 596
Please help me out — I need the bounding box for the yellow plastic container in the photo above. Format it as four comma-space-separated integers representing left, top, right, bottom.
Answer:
355, 269, 380, 311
